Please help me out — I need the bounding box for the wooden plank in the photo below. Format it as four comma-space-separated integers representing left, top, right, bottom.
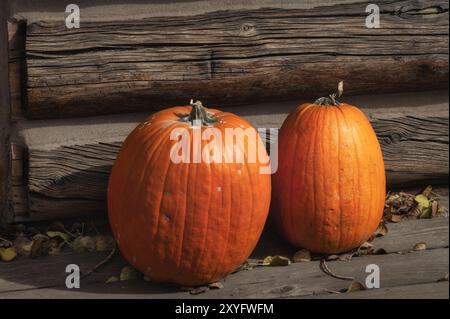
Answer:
10, 143, 24, 186
0, 0, 12, 224
8, 19, 26, 119
373, 218, 449, 254
311, 282, 449, 299
14, 91, 447, 219
0, 218, 447, 297
252, 216, 450, 261
24, 0, 449, 119
0, 248, 447, 298
8, 0, 410, 23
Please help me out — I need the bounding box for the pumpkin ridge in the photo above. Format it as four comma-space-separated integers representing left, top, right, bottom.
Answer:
340, 107, 361, 251
210, 155, 232, 281
361, 111, 385, 242
317, 106, 330, 252
213, 149, 230, 280
334, 106, 351, 251
236, 130, 255, 261
290, 106, 317, 244
175, 160, 190, 272
146, 127, 178, 243
312, 106, 325, 250
126, 123, 170, 254
284, 106, 314, 241
358, 113, 374, 247
186, 153, 205, 280
334, 105, 347, 249
278, 109, 298, 242
115, 123, 173, 275
359, 109, 378, 248
146, 127, 181, 272
333, 107, 343, 251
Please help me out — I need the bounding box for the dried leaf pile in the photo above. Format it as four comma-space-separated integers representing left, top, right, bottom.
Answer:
384, 186, 448, 222
0, 221, 115, 262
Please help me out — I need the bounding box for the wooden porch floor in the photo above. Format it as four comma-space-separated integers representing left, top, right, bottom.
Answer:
0, 216, 448, 299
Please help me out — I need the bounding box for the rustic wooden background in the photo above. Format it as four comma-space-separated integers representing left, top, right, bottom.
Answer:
1, 0, 449, 223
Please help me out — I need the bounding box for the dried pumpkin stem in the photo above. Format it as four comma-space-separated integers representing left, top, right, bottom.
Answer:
180, 99, 218, 127
315, 81, 344, 106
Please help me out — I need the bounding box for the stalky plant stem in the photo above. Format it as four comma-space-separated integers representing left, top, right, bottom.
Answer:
315, 81, 344, 106
180, 99, 218, 126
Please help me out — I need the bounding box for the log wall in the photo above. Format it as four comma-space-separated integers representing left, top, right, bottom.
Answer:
23, 0, 449, 119
10, 91, 449, 222
1, 0, 449, 222
0, 1, 12, 224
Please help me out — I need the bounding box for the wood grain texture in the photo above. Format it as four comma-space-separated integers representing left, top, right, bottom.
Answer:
8, 19, 26, 119
0, 1, 12, 224
17, 92, 448, 219
373, 218, 449, 253
25, 0, 449, 119
0, 218, 448, 298
312, 282, 449, 299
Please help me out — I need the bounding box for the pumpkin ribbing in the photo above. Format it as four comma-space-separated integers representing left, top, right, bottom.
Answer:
272, 92, 386, 254
108, 102, 271, 285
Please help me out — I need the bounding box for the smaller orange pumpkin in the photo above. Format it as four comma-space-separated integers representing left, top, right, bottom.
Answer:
272, 83, 386, 254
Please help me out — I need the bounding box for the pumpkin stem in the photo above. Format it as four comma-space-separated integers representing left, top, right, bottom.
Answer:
180, 99, 218, 127
315, 81, 344, 106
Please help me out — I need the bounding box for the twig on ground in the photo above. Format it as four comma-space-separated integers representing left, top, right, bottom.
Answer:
319, 259, 354, 281
0, 237, 13, 245
81, 246, 117, 279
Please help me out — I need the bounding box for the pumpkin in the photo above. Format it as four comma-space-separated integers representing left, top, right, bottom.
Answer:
108, 100, 271, 286
272, 84, 385, 254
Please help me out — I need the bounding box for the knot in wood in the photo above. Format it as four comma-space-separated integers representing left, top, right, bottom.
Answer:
240, 23, 256, 35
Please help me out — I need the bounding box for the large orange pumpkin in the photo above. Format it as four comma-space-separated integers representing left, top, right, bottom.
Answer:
108, 101, 271, 286
272, 89, 385, 254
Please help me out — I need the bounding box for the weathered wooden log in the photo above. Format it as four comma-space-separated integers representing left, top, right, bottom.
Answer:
10, 90, 449, 222
8, 19, 26, 120
1, 1, 12, 224
24, 0, 449, 119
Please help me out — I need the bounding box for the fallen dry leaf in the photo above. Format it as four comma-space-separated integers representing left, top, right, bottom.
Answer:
95, 235, 114, 252
431, 200, 439, 218
389, 214, 402, 223
208, 281, 224, 289
120, 266, 139, 281
413, 243, 427, 251
12, 234, 33, 257
338, 252, 356, 261
359, 242, 373, 250
437, 273, 449, 282
73, 236, 95, 253
189, 286, 208, 295
421, 185, 433, 197
415, 194, 432, 219
232, 260, 253, 273
345, 281, 366, 293
106, 276, 119, 283
30, 234, 51, 258
374, 223, 388, 237
0, 247, 17, 262
21, 241, 33, 255
46, 231, 70, 244
292, 249, 311, 263
326, 254, 340, 261
262, 255, 290, 266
